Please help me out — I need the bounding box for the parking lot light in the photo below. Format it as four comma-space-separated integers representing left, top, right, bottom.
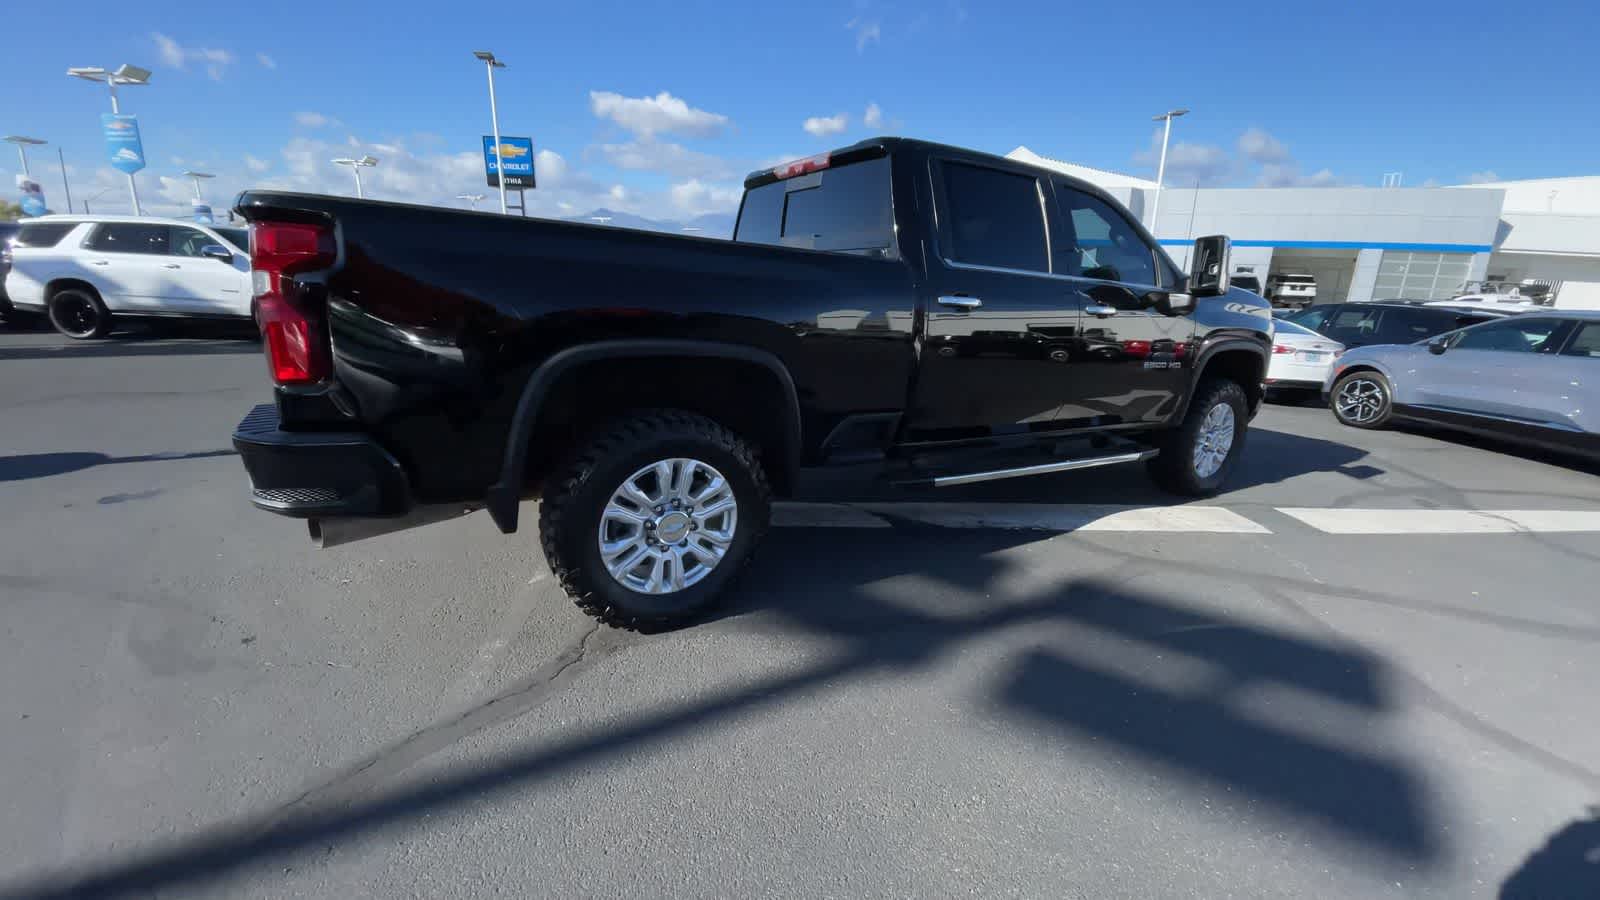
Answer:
474, 50, 510, 216
67, 63, 151, 215
1150, 107, 1189, 235
182, 171, 215, 202
331, 155, 378, 199
3, 136, 47, 176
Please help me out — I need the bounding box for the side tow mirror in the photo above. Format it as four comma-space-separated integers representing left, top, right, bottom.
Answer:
200, 244, 234, 263
1188, 234, 1232, 297
1428, 337, 1449, 355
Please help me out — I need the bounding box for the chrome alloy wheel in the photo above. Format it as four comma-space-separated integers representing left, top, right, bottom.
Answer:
1193, 402, 1236, 479
596, 457, 738, 595
1336, 378, 1386, 424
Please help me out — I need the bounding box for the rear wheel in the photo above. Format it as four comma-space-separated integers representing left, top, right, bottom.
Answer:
1147, 378, 1249, 497
539, 409, 772, 630
1330, 370, 1392, 429
48, 288, 111, 339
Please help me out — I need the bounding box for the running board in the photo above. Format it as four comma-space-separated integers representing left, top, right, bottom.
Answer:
896, 449, 1158, 488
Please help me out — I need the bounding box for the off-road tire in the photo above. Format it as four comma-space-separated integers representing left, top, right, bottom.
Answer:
538, 409, 772, 631
1147, 378, 1249, 497
48, 287, 112, 339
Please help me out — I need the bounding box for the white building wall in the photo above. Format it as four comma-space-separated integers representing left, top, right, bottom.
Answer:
1347, 249, 1383, 302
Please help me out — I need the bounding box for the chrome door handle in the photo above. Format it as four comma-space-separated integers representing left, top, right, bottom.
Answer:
937, 295, 982, 309
1085, 304, 1117, 318
163, 263, 181, 269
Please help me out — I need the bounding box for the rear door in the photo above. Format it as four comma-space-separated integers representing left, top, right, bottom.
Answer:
1052, 182, 1193, 425
1555, 321, 1600, 437
164, 225, 250, 315
903, 157, 1082, 442
80, 222, 172, 311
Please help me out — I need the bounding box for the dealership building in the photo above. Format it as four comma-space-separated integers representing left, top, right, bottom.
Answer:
1007, 147, 1600, 309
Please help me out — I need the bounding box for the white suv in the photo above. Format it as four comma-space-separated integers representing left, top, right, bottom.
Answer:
4, 215, 252, 339
1267, 273, 1318, 308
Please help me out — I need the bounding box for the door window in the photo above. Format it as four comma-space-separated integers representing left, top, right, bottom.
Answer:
1054, 186, 1158, 286
1376, 307, 1450, 343
1321, 306, 1382, 343
1452, 318, 1570, 354
938, 161, 1049, 273
84, 223, 170, 255
1560, 322, 1600, 358
169, 227, 216, 257
1285, 305, 1335, 333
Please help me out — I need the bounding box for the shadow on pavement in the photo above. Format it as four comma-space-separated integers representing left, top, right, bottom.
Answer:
0, 327, 259, 362
806, 426, 1379, 505
1393, 421, 1600, 478
1499, 809, 1600, 899
0, 449, 237, 483
0, 528, 1442, 898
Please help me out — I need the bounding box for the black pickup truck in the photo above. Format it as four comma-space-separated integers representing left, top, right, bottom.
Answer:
232, 137, 1272, 628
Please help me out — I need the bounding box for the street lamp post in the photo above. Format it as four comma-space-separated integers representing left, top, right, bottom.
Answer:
3, 136, 47, 176
181, 170, 214, 201
457, 193, 485, 210
1149, 107, 1189, 236
67, 64, 151, 215
473, 50, 510, 215
331, 156, 378, 198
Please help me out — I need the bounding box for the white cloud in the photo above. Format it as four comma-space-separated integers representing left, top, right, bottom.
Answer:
244, 155, 271, 173
589, 91, 729, 139
594, 139, 733, 180
846, 18, 881, 53
294, 111, 339, 128
669, 179, 742, 218
1466, 170, 1501, 184
256, 52, 277, 70
152, 33, 235, 80
1135, 129, 1234, 186
1237, 127, 1290, 164
863, 103, 884, 129
803, 113, 850, 138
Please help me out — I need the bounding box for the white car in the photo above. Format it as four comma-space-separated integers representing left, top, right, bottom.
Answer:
4, 215, 252, 339
1267, 273, 1317, 308
1265, 318, 1344, 392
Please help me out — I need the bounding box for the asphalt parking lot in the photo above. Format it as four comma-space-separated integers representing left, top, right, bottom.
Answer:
2, 326, 1599, 899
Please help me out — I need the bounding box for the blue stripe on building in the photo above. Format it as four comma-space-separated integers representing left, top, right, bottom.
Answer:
1155, 239, 1494, 253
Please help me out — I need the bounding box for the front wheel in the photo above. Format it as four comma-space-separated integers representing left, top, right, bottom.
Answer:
1330, 370, 1393, 429
539, 410, 772, 630
1147, 378, 1249, 497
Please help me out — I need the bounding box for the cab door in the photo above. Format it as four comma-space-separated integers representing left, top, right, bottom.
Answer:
1052, 183, 1195, 426
165, 225, 251, 316
903, 157, 1085, 443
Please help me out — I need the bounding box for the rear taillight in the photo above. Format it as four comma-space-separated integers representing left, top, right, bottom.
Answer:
1273, 344, 1295, 354
250, 221, 336, 384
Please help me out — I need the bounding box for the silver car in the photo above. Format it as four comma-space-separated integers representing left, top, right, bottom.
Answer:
1325, 311, 1600, 460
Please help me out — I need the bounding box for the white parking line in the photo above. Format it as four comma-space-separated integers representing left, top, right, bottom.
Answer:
774, 503, 1270, 533
1277, 508, 1600, 534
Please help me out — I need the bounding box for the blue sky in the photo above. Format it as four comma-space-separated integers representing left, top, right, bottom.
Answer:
5, 0, 1598, 221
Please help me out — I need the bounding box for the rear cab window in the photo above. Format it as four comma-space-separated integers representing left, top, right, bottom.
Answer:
734, 155, 896, 258
14, 222, 79, 248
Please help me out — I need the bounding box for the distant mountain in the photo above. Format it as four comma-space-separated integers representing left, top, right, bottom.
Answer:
564, 208, 735, 239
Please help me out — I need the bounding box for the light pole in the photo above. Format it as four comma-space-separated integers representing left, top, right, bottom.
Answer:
331, 155, 378, 198
457, 192, 485, 210
181, 170, 214, 201
83, 187, 114, 214
1149, 107, 1188, 235
473, 50, 510, 215
67, 64, 151, 215
3, 136, 47, 176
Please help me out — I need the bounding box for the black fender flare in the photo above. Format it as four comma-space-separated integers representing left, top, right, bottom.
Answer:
1177, 336, 1270, 421
484, 339, 803, 533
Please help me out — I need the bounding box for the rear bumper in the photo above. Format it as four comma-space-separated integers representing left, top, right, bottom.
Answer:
232, 403, 411, 517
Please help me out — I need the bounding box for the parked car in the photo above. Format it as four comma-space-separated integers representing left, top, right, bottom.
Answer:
1265, 318, 1344, 393
3, 215, 252, 339
229, 136, 1274, 629
1425, 295, 1545, 315
1231, 274, 1263, 296
1267, 273, 1317, 308
1282, 302, 1502, 350
0, 221, 19, 321
1327, 312, 1600, 460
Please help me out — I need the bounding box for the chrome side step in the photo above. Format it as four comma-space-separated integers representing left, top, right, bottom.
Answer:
901, 449, 1158, 488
